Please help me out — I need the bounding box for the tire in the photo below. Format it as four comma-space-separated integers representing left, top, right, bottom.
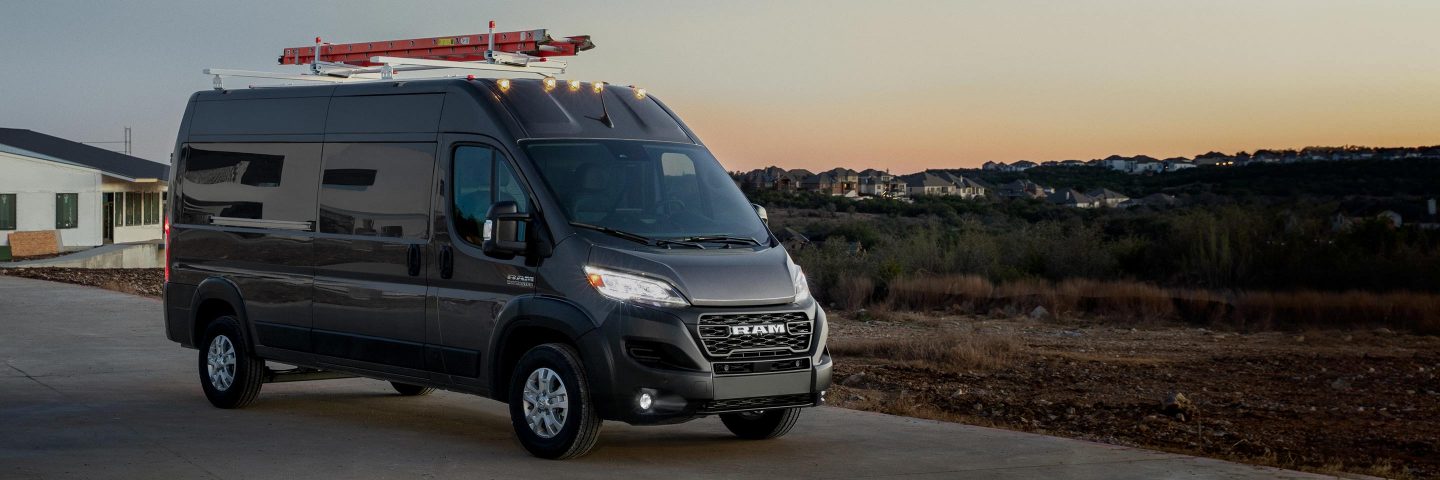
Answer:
720, 408, 802, 440
508, 343, 602, 460
198, 315, 265, 409
391, 382, 435, 396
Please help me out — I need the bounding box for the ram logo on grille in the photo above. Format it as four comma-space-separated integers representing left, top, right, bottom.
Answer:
730, 324, 787, 335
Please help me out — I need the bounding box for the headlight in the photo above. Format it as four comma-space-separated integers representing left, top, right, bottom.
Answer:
788, 255, 812, 303
584, 266, 689, 308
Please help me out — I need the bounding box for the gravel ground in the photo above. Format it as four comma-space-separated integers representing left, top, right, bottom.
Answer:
827, 311, 1440, 479
1, 267, 162, 298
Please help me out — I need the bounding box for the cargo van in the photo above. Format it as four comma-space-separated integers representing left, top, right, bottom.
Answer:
163, 77, 831, 459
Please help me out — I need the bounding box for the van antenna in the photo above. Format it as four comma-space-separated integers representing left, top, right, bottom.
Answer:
589, 89, 615, 128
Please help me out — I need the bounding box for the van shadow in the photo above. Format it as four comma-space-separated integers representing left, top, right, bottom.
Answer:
237, 387, 819, 463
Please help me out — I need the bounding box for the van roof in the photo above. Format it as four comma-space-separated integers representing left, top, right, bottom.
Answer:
188, 78, 696, 144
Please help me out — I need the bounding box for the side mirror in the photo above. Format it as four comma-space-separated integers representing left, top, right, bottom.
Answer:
752, 203, 768, 225
483, 201, 529, 258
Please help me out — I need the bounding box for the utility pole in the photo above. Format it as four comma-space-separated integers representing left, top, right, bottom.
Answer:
82, 126, 132, 156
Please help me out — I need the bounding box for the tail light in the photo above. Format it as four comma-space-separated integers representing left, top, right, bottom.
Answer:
163, 215, 170, 283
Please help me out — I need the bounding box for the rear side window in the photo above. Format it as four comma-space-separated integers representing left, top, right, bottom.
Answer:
178, 143, 322, 225
452, 145, 528, 246
318, 143, 436, 239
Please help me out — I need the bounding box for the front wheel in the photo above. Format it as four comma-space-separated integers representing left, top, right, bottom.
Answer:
507, 343, 602, 459
720, 408, 802, 439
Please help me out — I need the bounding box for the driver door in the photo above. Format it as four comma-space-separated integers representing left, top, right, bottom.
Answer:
426, 138, 537, 388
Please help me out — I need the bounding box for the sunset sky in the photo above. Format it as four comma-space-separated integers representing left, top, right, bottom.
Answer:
2, 0, 1438, 172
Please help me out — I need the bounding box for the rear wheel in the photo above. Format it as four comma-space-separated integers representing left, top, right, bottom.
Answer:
198, 315, 264, 409
508, 343, 602, 459
390, 382, 434, 396
720, 408, 802, 439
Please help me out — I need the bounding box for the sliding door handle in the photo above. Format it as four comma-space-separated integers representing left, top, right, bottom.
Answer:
406, 244, 422, 277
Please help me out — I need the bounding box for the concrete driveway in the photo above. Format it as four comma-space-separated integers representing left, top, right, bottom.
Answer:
0, 275, 1332, 479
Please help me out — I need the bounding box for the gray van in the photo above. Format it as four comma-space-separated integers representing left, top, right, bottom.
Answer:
162, 77, 831, 459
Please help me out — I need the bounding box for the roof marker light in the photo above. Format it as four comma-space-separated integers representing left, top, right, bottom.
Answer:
496, 78, 511, 91
633, 88, 647, 100
592, 81, 605, 93
568, 79, 582, 91
542, 76, 558, 91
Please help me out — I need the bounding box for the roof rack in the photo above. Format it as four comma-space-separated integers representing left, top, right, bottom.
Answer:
204, 21, 594, 90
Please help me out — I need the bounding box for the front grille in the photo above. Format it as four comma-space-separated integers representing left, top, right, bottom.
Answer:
696, 312, 812, 358
701, 393, 814, 413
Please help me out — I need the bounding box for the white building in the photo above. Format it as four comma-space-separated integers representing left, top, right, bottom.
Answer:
0, 128, 169, 252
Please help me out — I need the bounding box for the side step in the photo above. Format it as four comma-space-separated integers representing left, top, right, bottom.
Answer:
263, 366, 356, 383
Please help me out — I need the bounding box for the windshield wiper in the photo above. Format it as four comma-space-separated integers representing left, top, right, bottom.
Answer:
569, 222, 705, 249
674, 234, 763, 248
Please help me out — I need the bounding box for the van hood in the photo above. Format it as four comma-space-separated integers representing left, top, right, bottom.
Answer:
587, 244, 796, 307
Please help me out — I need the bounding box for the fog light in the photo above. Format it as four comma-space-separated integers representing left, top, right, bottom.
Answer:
638, 393, 654, 411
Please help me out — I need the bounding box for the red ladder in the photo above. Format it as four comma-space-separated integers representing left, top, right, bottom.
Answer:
279, 21, 594, 66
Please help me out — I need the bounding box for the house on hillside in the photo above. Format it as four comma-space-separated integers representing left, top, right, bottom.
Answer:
800, 168, 859, 196
1162, 157, 1196, 172
901, 172, 958, 196
1085, 188, 1130, 208
741, 166, 796, 191
858, 169, 904, 197
997, 179, 1049, 199
1193, 151, 1234, 167
0, 128, 169, 251
1010, 160, 1038, 171
1131, 156, 1162, 174
1046, 189, 1099, 208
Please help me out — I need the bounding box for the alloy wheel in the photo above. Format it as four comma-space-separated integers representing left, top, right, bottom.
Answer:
522, 367, 569, 438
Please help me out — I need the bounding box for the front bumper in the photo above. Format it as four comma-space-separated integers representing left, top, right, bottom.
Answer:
577, 301, 832, 425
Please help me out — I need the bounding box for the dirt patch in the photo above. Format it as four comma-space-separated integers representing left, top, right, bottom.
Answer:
1, 267, 162, 298
828, 311, 1440, 478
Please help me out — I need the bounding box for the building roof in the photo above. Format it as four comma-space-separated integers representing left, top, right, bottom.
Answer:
0, 128, 168, 181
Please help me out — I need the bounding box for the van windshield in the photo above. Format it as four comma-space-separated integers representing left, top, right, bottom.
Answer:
525, 140, 768, 244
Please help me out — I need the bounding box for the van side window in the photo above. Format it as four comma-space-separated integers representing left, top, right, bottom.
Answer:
178, 143, 322, 224
318, 143, 436, 239
452, 145, 528, 246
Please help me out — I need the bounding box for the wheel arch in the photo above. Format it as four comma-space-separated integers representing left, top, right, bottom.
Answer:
188, 277, 251, 350
488, 295, 599, 401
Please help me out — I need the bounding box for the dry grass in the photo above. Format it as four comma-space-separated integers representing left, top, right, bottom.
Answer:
886, 274, 992, 311
829, 276, 875, 311
1235, 289, 1440, 333
829, 329, 1020, 371
876, 274, 1440, 334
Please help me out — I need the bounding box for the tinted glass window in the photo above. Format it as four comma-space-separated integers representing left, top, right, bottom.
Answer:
179, 143, 322, 224
452, 145, 529, 246
525, 140, 765, 241
318, 143, 436, 239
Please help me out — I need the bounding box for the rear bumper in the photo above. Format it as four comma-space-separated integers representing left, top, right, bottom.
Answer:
579, 301, 832, 425
164, 282, 198, 347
